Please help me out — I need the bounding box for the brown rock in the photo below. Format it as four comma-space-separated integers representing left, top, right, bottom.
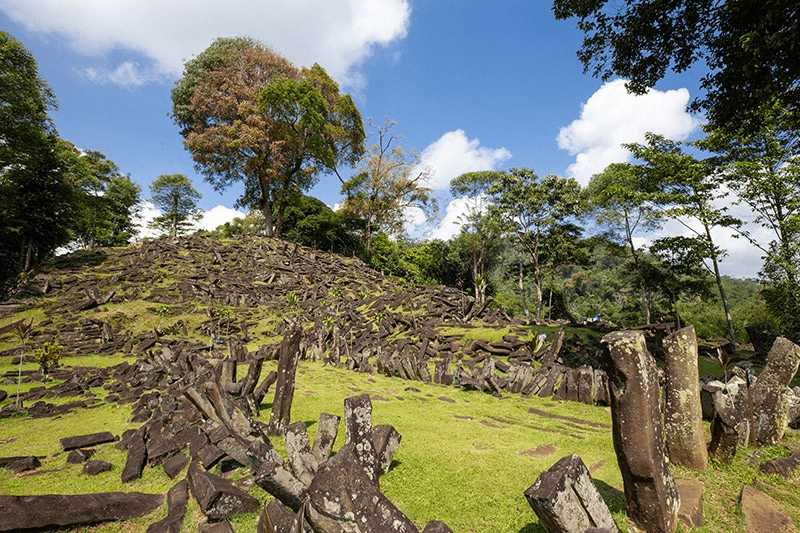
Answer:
741, 485, 796, 533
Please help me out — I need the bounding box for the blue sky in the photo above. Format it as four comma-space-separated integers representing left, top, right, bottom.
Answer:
0, 0, 765, 277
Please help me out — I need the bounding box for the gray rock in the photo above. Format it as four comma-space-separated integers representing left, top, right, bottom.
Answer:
524, 453, 619, 533
601, 330, 679, 533
188, 462, 259, 521
751, 337, 800, 446
60, 431, 116, 451
82, 460, 112, 475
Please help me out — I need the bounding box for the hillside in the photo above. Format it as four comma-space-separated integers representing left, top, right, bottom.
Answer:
0, 234, 799, 532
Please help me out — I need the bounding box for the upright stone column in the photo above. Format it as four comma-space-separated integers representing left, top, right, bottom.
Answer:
751, 336, 800, 446
602, 330, 679, 533
663, 326, 708, 470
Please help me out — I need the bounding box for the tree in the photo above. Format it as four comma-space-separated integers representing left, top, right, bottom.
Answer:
458, 169, 584, 322
552, 0, 800, 132
281, 194, 365, 258
171, 37, 364, 237
585, 162, 662, 324
148, 174, 202, 238
66, 146, 141, 248
339, 119, 436, 253
451, 171, 507, 305
627, 134, 741, 343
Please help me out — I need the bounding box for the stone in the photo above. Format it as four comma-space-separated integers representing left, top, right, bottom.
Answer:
67, 448, 96, 464
283, 421, 318, 486
371, 424, 402, 478
83, 460, 112, 475
121, 427, 147, 483
311, 412, 340, 464
253, 459, 309, 512
757, 449, 800, 478
422, 520, 454, 533
344, 393, 378, 483
147, 479, 188, 533
524, 453, 619, 533
306, 444, 419, 533
199, 520, 236, 533
741, 485, 796, 533
675, 478, 703, 528
663, 326, 708, 471
60, 431, 116, 451
259, 499, 297, 533
267, 327, 302, 436
196, 443, 226, 469
708, 379, 750, 464
162, 452, 190, 479
5, 456, 40, 473
188, 462, 259, 521
751, 336, 800, 446
0, 492, 163, 531
601, 330, 679, 533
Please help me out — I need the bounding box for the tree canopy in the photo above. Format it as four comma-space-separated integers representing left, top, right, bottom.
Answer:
148, 174, 202, 238
552, 0, 800, 132
171, 36, 365, 238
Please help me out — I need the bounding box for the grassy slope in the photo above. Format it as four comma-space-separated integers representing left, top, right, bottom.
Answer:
0, 235, 798, 532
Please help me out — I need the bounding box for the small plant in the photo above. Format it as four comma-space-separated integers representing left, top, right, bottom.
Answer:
372, 311, 387, 323
330, 288, 344, 299
217, 307, 234, 337
287, 292, 299, 307
33, 341, 63, 381
322, 315, 336, 329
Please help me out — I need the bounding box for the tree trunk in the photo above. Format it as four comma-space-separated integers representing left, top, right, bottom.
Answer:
518, 257, 529, 320
625, 217, 652, 324
704, 223, 736, 345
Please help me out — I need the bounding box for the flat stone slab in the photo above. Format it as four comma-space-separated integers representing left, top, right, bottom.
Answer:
0, 492, 163, 531
60, 431, 116, 451
741, 485, 796, 533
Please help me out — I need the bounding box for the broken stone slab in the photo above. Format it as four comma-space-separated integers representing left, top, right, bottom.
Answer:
254, 458, 309, 512
188, 462, 259, 521
601, 330, 679, 533
422, 520, 455, 533
524, 453, 619, 533
60, 431, 116, 451
67, 448, 96, 464
371, 424, 402, 478
5, 456, 41, 473
121, 427, 147, 483
751, 336, 800, 446
741, 485, 795, 533
146, 479, 188, 533
305, 444, 419, 533
708, 379, 749, 465
0, 492, 163, 532
162, 452, 190, 479
267, 327, 302, 436
83, 460, 112, 475
311, 412, 340, 465
675, 478, 704, 529
284, 421, 318, 486
663, 325, 708, 471
757, 448, 800, 478
199, 520, 236, 533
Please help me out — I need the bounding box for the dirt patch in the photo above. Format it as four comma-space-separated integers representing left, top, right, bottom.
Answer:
519, 444, 557, 458
372, 395, 390, 402
437, 397, 455, 403
479, 420, 504, 429
528, 407, 612, 429
589, 460, 605, 473
454, 414, 473, 420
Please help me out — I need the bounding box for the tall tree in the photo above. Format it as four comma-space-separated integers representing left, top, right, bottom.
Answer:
585, 162, 662, 324
171, 37, 364, 237
0, 32, 74, 284
459, 169, 584, 322
339, 119, 436, 253
148, 174, 202, 238
553, 0, 800, 133
627, 134, 741, 344
450, 171, 505, 305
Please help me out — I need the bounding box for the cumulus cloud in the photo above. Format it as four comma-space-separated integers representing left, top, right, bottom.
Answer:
134, 201, 244, 238
417, 129, 511, 191
1, 0, 411, 87
557, 79, 700, 185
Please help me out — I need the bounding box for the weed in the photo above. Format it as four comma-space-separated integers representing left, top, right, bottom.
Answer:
32, 341, 63, 381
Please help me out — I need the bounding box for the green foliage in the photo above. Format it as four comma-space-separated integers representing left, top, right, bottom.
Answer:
148, 174, 202, 238
281, 194, 365, 258
32, 341, 63, 379
552, 0, 800, 133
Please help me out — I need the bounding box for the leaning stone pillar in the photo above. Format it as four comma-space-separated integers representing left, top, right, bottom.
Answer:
602, 330, 680, 533
751, 336, 800, 446
663, 325, 708, 470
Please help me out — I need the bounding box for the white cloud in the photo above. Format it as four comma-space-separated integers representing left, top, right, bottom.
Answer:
557, 79, 701, 185
2, 0, 411, 87
426, 196, 478, 241
133, 201, 245, 238
417, 130, 511, 191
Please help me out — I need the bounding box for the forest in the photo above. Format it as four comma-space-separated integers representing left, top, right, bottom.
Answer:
1, 19, 798, 346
